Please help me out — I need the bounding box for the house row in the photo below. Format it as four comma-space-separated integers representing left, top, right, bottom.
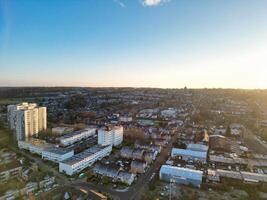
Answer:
120, 147, 157, 164
93, 164, 136, 185
208, 169, 267, 183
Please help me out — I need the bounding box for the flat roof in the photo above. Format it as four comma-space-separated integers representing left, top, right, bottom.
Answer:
160, 165, 203, 180
44, 147, 73, 155
187, 143, 208, 152
19, 139, 72, 155
58, 128, 96, 140
20, 138, 54, 149
61, 145, 111, 166
171, 148, 207, 159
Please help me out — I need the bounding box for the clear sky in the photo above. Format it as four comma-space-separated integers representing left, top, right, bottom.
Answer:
0, 0, 267, 88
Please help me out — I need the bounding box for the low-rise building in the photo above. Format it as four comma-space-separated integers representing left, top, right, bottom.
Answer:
41, 148, 74, 162
0, 161, 22, 182
130, 160, 147, 174
159, 165, 203, 188
171, 148, 207, 164
93, 164, 136, 185
58, 127, 96, 147
187, 143, 208, 152
52, 127, 74, 135
132, 149, 145, 160
18, 138, 52, 155
39, 176, 55, 189
18, 139, 74, 163
144, 151, 157, 164
59, 145, 112, 175
117, 171, 136, 185
93, 164, 121, 179
120, 147, 134, 159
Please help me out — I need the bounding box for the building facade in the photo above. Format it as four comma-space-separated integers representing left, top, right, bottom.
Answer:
98, 126, 123, 146
159, 165, 203, 188
18, 139, 74, 163
59, 145, 112, 175
0, 165, 22, 183
171, 148, 207, 164
58, 127, 96, 147
7, 102, 47, 140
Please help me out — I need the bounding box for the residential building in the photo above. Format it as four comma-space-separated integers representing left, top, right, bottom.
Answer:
98, 126, 123, 146
187, 143, 209, 152
18, 139, 74, 163
41, 148, 74, 162
93, 164, 121, 179
57, 127, 96, 147
7, 102, 47, 140
93, 163, 136, 185
52, 127, 74, 135
130, 160, 147, 174
159, 165, 203, 188
117, 171, 136, 185
59, 145, 112, 175
171, 148, 207, 164
120, 147, 134, 159
0, 161, 22, 182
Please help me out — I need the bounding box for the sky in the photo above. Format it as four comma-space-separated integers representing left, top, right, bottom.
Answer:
0, 0, 267, 88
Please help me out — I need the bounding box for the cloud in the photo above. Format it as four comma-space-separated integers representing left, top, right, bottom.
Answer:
114, 0, 126, 7
142, 0, 170, 7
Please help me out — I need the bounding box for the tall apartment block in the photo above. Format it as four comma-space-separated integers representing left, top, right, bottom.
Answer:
7, 102, 47, 140
98, 125, 123, 146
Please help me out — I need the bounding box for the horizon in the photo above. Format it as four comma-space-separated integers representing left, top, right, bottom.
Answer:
1, 0, 267, 88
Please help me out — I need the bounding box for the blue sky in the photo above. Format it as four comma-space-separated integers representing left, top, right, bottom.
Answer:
1, 0, 267, 88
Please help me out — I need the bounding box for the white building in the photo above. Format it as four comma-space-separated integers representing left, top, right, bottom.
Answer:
18, 139, 74, 163
58, 127, 96, 147
98, 126, 123, 146
59, 145, 112, 176
119, 116, 133, 123
171, 148, 207, 164
7, 102, 47, 140
41, 148, 74, 162
159, 165, 203, 188
187, 143, 209, 152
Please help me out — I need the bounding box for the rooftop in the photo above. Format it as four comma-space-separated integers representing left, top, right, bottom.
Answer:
61, 145, 111, 165
160, 165, 203, 180
171, 148, 207, 159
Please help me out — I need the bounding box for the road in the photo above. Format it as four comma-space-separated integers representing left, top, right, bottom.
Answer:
71, 134, 177, 200
0, 127, 176, 200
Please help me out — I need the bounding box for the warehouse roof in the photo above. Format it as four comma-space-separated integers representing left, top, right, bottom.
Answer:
61, 145, 111, 165
160, 165, 203, 181
171, 148, 207, 159
187, 143, 208, 152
